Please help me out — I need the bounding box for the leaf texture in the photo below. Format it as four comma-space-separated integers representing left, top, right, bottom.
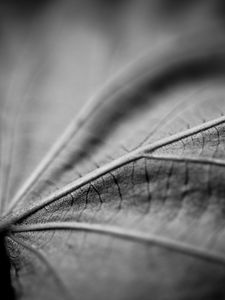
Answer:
1, 1, 225, 300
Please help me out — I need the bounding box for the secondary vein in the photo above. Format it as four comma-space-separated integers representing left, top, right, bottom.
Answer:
5, 113, 225, 224
10, 222, 225, 265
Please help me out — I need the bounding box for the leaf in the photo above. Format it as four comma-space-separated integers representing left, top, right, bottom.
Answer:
1, 1, 225, 300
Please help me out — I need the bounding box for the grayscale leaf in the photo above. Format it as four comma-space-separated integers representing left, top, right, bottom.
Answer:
1, 1, 225, 300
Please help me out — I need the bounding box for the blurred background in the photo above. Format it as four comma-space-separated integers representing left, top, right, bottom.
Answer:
0, 0, 225, 105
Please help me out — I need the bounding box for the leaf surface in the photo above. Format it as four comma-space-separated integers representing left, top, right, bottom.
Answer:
1, 1, 225, 300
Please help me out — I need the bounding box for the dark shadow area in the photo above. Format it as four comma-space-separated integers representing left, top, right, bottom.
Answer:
0, 234, 15, 300
0, 0, 51, 18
